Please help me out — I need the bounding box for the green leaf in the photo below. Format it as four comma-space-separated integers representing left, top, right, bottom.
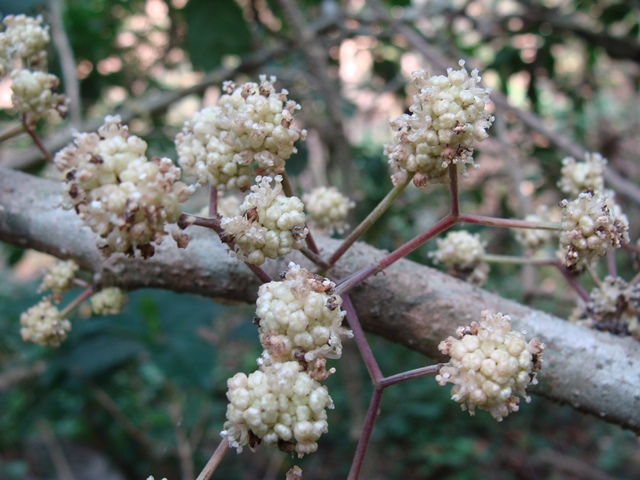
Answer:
0, 0, 45, 14
183, 0, 252, 71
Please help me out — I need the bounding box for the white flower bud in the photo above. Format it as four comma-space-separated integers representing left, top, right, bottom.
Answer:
222, 362, 333, 457
176, 76, 306, 190
221, 176, 308, 265
514, 207, 555, 252
54, 116, 194, 258
20, 298, 71, 347
559, 189, 629, 270
10, 69, 67, 122
39, 259, 79, 295
385, 60, 493, 186
255, 263, 351, 374
436, 310, 544, 421
302, 186, 354, 234
558, 152, 606, 197
0, 15, 50, 74
571, 276, 640, 337
90, 287, 127, 315
430, 230, 488, 285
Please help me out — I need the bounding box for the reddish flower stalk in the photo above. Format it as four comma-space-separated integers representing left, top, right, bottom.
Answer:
347, 388, 383, 480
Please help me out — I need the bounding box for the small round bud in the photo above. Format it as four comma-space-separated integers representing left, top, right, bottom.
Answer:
221, 176, 308, 265
0, 15, 50, 74
385, 60, 493, 186
431, 230, 488, 285
20, 298, 71, 347
514, 207, 555, 252
255, 262, 351, 375
176, 75, 306, 190
90, 287, 127, 315
54, 116, 194, 258
559, 189, 629, 270
302, 186, 354, 234
39, 259, 79, 296
436, 310, 544, 421
571, 276, 640, 337
221, 361, 333, 457
558, 152, 606, 197
10, 69, 67, 123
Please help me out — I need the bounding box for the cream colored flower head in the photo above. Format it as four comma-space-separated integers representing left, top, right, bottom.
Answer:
431, 230, 488, 285
39, 259, 79, 296
385, 60, 494, 187
514, 207, 555, 253
220, 176, 308, 265
222, 361, 333, 457
90, 287, 127, 316
0, 14, 50, 74
54, 116, 194, 258
571, 276, 640, 337
436, 310, 544, 421
559, 189, 629, 271
10, 69, 67, 123
20, 298, 71, 347
558, 152, 606, 197
256, 262, 351, 377
303, 186, 354, 234
175, 75, 306, 190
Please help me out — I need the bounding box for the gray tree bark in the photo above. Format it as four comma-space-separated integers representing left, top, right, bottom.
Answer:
1, 166, 639, 432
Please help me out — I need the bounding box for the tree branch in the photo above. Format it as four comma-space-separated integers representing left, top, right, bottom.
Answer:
2, 167, 640, 433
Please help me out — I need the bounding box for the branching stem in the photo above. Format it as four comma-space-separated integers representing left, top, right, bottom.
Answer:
379, 364, 444, 388
328, 174, 413, 267
335, 214, 457, 295
22, 116, 53, 162
347, 388, 383, 480
60, 286, 94, 317
459, 214, 562, 231
342, 294, 383, 383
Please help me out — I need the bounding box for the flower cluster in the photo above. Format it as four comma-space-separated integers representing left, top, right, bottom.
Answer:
0, 15, 67, 123
10, 69, 66, 120
436, 310, 544, 421
90, 287, 127, 315
55, 116, 193, 258
39, 259, 79, 296
222, 263, 351, 457
558, 152, 606, 197
175, 75, 306, 190
302, 186, 354, 234
514, 208, 555, 252
431, 230, 488, 285
20, 298, 71, 347
559, 189, 629, 270
571, 276, 640, 337
385, 60, 494, 187
256, 263, 350, 373
0, 14, 49, 73
221, 175, 308, 265
222, 362, 333, 457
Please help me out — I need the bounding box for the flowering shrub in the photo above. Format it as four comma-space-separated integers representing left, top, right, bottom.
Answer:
3, 6, 639, 480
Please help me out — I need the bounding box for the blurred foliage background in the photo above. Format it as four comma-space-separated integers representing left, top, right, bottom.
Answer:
1, 0, 640, 478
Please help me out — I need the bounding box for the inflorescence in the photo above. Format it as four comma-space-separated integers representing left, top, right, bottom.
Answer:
0, 14, 67, 124
175, 75, 306, 191
385, 60, 494, 187
222, 263, 351, 457
436, 310, 544, 421
55, 116, 194, 258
